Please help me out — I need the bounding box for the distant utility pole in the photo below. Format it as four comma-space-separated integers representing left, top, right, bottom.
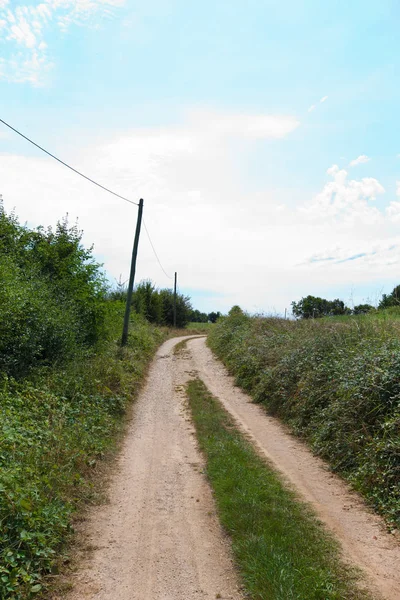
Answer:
121, 198, 144, 346
173, 272, 177, 328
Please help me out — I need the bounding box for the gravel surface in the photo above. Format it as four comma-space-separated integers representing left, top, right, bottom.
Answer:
63, 336, 242, 600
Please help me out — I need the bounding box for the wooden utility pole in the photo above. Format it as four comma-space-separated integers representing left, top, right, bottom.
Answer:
173, 272, 177, 327
121, 198, 144, 346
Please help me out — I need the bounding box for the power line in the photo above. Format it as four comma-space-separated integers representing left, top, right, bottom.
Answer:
143, 219, 173, 280
0, 117, 139, 207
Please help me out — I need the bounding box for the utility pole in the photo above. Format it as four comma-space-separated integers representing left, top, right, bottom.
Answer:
173, 272, 177, 327
121, 198, 144, 346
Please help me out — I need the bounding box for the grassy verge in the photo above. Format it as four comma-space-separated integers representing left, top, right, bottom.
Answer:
187, 378, 373, 600
208, 308, 400, 528
187, 322, 215, 334
0, 314, 167, 600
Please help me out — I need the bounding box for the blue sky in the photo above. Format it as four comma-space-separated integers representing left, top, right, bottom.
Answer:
1, 0, 400, 314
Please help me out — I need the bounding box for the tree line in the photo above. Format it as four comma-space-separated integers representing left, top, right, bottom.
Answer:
291, 285, 400, 319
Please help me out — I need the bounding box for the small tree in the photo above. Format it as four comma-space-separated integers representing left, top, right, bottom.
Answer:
291, 295, 350, 319
353, 304, 374, 315
208, 311, 221, 323
159, 288, 192, 328
379, 285, 400, 309
132, 280, 162, 324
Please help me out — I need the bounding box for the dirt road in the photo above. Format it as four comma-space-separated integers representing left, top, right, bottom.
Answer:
64, 335, 400, 600
64, 336, 242, 600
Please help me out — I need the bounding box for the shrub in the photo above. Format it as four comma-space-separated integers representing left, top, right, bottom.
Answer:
208, 309, 400, 527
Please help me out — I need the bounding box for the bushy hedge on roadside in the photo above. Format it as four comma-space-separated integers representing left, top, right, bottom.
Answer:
0, 203, 168, 598
0, 204, 107, 378
0, 311, 166, 599
208, 308, 400, 527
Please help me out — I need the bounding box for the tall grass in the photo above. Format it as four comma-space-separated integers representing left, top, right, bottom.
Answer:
208, 308, 400, 528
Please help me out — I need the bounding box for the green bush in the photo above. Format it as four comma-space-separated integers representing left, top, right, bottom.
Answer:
0, 204, 107, 378
0, 203, 168, 598
0, 312, 166, 599
208, 310, 400, 527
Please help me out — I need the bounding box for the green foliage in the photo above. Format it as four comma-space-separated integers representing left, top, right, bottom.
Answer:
0, 204, 107, 378
0, 311, 166, 599
379, 285, 400, 309
132, 280, 163, 324
207, 311, 221, 323
188, 309, 221, 323
187, 378, 369, 600
353, 304, 375, 315
128, 279, 192, 328
291, 295, 351, 319
188, 309, 209, 323
0, 204, 168, 598
208, 310, 400, 527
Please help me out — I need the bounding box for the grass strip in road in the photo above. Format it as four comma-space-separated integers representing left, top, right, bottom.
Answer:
187, 378, 373, 600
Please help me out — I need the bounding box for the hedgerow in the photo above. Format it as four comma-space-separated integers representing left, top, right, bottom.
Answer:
0, 203, 167, 598
208, 308, 400, 528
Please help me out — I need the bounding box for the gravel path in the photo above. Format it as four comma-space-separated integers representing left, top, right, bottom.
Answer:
63, 335, 400, 600
188, 336, 400, 600
64, 336, 242, 600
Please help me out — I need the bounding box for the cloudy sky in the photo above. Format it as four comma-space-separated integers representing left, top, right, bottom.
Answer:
1, 0, 400, 314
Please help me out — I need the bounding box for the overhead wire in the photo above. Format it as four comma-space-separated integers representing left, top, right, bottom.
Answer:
0, 117, 139, 206
1, 116, 175, 279
143, 219, 173, 280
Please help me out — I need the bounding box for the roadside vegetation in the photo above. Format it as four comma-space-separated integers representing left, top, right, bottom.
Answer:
0, 203, 167, 599
111, 279, 193, 328
208, 307, 400, 528
187, 378, 371, 600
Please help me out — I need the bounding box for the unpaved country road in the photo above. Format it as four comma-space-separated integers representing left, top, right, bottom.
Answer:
64, 336, 243, 600
64, 335, 400, 600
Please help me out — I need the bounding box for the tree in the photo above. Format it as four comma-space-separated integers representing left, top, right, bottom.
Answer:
291, 295, 350, 319
159, 288, 192, 328
208, 311, 221, 323
189, 309, 209, 323
379, 285, 400, 309
353, 304, 375, 315
132, 280, 162, 324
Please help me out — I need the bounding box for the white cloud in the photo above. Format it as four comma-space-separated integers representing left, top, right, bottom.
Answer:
188, 109, 300, 140
308, 95, 328, 113
301, 163, 384, 225
1, 111, 399, 315
0, 0, 125, 84
386, 201, 400, 222
349, 154, 370, 167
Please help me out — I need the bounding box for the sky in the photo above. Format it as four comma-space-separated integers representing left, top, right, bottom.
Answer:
1, 0, 400, 315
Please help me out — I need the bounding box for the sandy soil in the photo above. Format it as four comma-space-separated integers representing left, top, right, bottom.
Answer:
63, 336, 243, 600
188, 336, 400, 600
